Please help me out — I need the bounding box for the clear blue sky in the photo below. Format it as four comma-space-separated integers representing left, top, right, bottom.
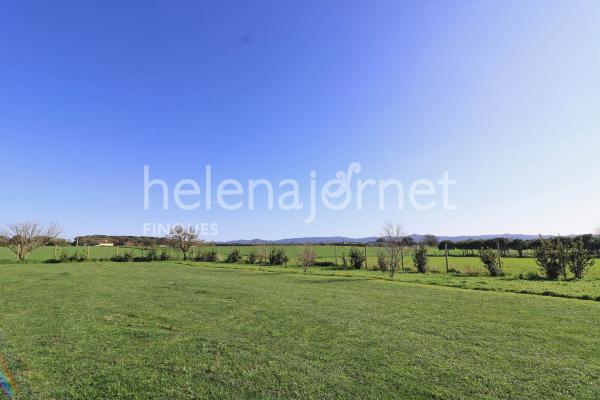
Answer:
1, 1, 599, 240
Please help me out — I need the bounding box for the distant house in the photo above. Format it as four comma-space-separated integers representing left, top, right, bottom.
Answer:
96, 242, 114, 247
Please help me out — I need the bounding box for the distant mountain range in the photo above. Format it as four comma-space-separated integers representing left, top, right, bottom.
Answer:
220, 234, 548, 245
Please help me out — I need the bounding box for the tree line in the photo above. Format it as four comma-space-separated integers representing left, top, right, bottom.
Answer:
437, 235, 600, 257
1, 222, 599, 281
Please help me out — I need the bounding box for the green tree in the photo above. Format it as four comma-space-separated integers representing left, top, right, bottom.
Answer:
509, 239, 527, 258
421, 234, 438, 248
534, 237, 567, 280
567, 237, 594, 279
168, 225, 200, 261
412, 245, 428, 273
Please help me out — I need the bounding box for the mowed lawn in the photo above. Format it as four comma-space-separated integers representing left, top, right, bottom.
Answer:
1, 263, 600, 399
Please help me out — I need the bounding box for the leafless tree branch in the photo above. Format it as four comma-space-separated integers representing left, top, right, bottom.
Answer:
0, 222, 62, 261
298, 245, 316, 273
380, 222, 405, 278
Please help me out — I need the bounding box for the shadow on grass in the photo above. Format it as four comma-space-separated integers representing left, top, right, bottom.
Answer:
296, 278, 357, 285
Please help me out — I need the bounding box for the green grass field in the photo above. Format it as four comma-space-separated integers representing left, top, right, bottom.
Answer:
2, 245, 599, 279
1, 261, 600, 399
0, 244, 535, 263
183, 261, 600, 301
0, 244, 402, 262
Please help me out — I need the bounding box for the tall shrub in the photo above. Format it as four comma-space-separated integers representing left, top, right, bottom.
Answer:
567, 237, 594, 279
268, 248, 288, 265
247, 249, 258, 265
534, 237, 567, 280
348, 247, 365, 270
225, 248, 242, 263
376, 250, 388, 272
479, 248, 502, 277
196, 248, 218, 262
412, 245, 428, 273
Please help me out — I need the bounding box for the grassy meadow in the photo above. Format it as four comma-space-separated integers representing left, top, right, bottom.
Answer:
2, 245, 599, 279
1, 261, 600, 399
0, 244, 533, 263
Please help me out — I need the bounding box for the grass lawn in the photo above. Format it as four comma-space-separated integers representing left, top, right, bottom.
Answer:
185, 261, 600, 301
1, 246, 581, 276
0, 245, 485, 261
1, 262, 600, 399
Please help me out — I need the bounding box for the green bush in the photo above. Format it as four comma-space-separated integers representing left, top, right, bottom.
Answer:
159, 249, 170, 261
534, 238, 567, 280
479, 248, 502, 277
136, 248, 166, 262
72, 251, 88, 262
567, 237, 594, 279
145, 248, 158, 261
412, 245, 428, 273
247, 249, 257, 265
111, 251, 134, 262
225, 248, 242, 263
348, 247, 365, 270
123, 251, 134, 261
376, 251, 388, 272
196, 248, 218, 262
54, 250, 88, 263
268, 248, 289, 266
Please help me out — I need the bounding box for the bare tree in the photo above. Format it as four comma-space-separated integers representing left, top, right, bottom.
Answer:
257, 245, 268, 270
380, 222, 405, 278
298, 245, 316, 273
168, 225, 200, 260
0, 222, 61, 261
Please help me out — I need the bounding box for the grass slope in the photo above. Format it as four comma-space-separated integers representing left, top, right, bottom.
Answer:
1, 263, 599, 399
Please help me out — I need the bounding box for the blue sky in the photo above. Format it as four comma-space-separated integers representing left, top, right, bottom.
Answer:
1, 1, 599, 240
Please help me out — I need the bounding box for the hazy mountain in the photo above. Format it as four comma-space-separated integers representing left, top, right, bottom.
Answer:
221, 237, 378, 245
220, 234, 548, 245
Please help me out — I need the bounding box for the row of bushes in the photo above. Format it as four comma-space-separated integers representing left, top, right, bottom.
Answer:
111, 248, 171, 262
44, 248, 172, 263
439, 234, 600, 257
111, 247, 292, 266
338, 246, 428, 274
42, 238, 596, 281
223, 248, 290, 266
534, 237, 594, 280
476, 237, 595, 280
42, 247, 293, 266
371, 238, 596, 280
